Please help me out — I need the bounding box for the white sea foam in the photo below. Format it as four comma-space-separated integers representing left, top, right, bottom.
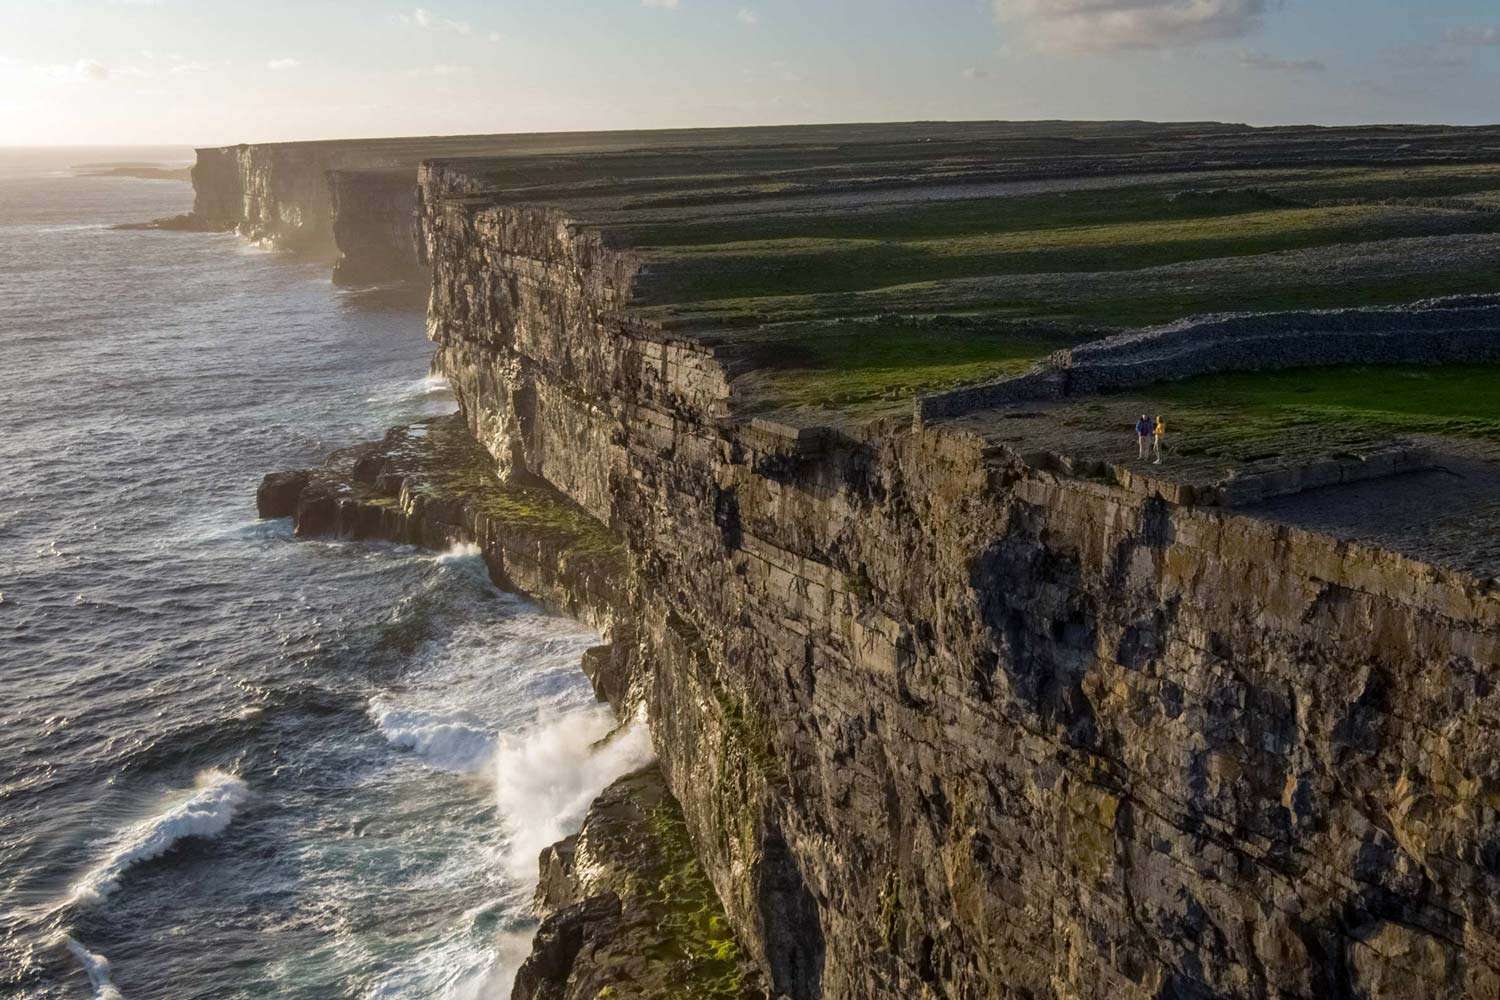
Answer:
62, 936, 125, 999
436, 542, 483, 564
363, 374, 456, 419
69, 769, 248, 907
368, 700, 497, 775
494, 705, 655, 878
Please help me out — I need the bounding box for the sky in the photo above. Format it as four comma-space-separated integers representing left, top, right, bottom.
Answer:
0, 0, 1497, 147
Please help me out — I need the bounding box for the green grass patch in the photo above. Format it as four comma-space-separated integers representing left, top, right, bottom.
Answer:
621, 164, 1500, 251
1137, 364, 1500, 458
1056, 269, 1500, 328
635, 202, 1500, 304
639, 803, 749, 998
414, 418, 626, 561
741, 320, 1080, 413
625, 185, 1298, 249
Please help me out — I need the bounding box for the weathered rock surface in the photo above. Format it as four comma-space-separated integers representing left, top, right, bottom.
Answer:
414, 168, 1500, 1000
514, 765, 768, 1000
248, 121, 1500, 998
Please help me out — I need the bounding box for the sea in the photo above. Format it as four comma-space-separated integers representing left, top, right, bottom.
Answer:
0, 147, 652, 999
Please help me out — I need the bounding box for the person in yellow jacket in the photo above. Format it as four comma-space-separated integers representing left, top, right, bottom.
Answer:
1152, 414, 1166, 464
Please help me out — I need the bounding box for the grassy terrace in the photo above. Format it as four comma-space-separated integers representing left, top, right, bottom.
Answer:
627, 164, 1500, 306
1141, 364, 1500, 458
731, 319, 1082, 415
609, 165, 1500, 417
425, 122, 1500, 419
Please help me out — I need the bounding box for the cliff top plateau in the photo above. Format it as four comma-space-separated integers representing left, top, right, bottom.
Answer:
412, 120, 1500, 420
406, 120, 1500, 580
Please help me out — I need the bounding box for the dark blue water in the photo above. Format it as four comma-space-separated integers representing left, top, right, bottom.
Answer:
0, 152, 649, 999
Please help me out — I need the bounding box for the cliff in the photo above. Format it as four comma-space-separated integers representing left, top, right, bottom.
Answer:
258, 121, 1500, 998
192, 120, 1500, 290
188, 142, 416, 277
410, 132, 1500, 999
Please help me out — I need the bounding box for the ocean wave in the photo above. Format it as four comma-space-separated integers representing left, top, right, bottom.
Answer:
62, 937, 125, 1000
368, 699, 497, 774
68, 769, 248, 907
494, 706, 655, 878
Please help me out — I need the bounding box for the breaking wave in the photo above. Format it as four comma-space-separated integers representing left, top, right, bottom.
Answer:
368, 699, 497, 774
494, 706, 655, 877
68, 769, 248, 907
62, 937, 124, 1000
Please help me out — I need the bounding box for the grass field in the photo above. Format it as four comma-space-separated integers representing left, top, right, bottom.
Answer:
607, 157, 1500, 417
737, 320, 1079, 415
630, 165, 1500, 308
1136, 365, 1500, 459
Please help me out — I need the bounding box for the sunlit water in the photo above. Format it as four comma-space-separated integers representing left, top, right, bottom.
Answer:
0, 150, 648, 999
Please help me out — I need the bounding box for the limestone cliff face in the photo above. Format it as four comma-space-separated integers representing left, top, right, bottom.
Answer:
188, 143, 338, 253
419, 179, 1500, 999
329, 169, 421, 285
187, 143, 422, 279
187, 145, 243, 229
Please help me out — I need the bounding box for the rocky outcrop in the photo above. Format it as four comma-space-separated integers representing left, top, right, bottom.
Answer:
256, 413, 626, 634
256, 416, 766, 998
516, 765, 766, 1000
190, 142, 357, 254
184, 139, 454, 267
416, 176, 1500, 1000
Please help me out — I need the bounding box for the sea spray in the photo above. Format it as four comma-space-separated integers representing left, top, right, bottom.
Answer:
68, 769, 248, 907
62, 937, 124, 1000
436, 541, 483, 564
494, 705, 655, 878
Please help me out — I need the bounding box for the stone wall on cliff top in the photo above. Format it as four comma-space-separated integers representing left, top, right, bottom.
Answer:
420, 179, 1500, 1000
916, 296, 1500, 421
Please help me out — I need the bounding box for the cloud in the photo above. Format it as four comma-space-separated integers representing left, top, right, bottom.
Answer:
1446, 26, 1500, 46
991, 0, 1269, 52
266, 57, 301, 71
962, 66, 991, 79
398, 7, 472, 35
405, 63, 474, 77
487, 31, 503, 43
49, 59, 111, 81
736, 7, 758, 24
1237, 50, 1324, 72
642, 0, 680, 8
1383, 43, 1469, 70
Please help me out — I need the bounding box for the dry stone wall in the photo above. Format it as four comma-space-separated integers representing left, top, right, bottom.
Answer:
917, 296, 1500, 421
421, 182, 1500, 1000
